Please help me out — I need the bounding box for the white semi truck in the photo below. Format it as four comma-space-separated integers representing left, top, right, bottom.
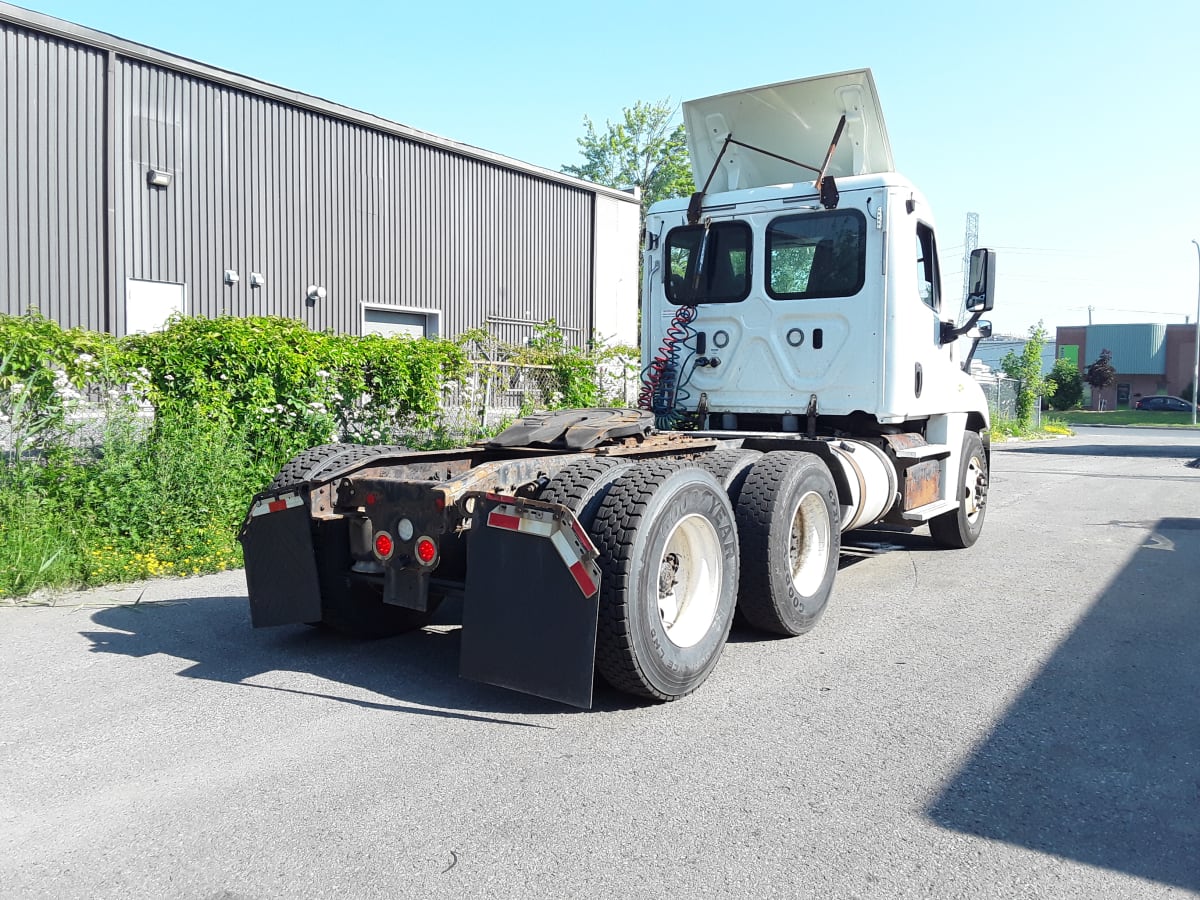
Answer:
239, 69, 995, 708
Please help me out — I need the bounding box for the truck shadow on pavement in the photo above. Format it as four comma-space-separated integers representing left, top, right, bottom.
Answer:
999, 442, 1200, 460
81, 595, 627, 723
926, 517, 1200, 890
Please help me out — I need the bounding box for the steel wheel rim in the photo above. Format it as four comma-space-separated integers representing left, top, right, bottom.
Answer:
790, 491, 831, 597
964, 454, 985, 523
656, 513, 723, 648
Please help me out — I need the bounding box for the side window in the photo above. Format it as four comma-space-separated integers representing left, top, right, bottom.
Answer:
664, 222, 752, 304
916, 223, 940, 311
766, 210, 866, 300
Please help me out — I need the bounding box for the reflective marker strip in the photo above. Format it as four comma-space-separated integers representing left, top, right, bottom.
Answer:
487, 509, 553, 538
250, 492, 304, 517
568, 561, 597, 597
486, 502, 599, 598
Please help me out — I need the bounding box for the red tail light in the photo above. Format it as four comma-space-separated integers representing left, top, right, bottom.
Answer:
374, 531, 394, 559
415, 536, 437, 565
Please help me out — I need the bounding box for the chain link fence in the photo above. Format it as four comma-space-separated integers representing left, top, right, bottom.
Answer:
431, 356, 641, 444
975, 374, 1037, 425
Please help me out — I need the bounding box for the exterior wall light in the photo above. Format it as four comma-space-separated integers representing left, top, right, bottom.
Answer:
224, 269, 240, 285
249, 272, 265, 288
146, 168, 173, 188
306, 285, 327, 302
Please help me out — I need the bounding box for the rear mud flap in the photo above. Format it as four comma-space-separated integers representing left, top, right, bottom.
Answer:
238, 490, 322, 627
460, 494, 601, 708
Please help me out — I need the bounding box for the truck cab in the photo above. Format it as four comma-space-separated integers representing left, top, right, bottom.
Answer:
641, 70, 993, 441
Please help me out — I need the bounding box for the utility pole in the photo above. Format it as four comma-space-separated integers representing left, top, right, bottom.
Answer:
1191, 240, 1199, 426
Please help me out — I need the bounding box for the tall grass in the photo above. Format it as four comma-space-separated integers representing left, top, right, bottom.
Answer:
0, 410, 262, 597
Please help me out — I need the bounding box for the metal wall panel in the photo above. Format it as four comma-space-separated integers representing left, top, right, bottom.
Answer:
1, 6, 621, 345
114, 60, 596, 343
1086, 323, 1167, 375
0, 21, 105, 329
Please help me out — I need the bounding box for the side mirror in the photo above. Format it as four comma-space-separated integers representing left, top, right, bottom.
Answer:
973, 319, 993, 339
965, 248, 996, 313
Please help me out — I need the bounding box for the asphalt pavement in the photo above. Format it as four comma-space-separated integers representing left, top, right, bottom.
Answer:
2, 426, 1198, 899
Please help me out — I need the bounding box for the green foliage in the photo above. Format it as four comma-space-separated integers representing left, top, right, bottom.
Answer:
1045, 356, 1084, 410
1, 312, 469, 598
121, 315, 466, 481
1000, 321, 1048, 427
1084, 348, 1117, 391
988, 415, 1073, 441
562, 99, 695, 211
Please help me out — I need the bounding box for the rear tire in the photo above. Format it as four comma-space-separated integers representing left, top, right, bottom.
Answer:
735, 451, 841, 636
929, 431, 988, 549
589, 462, 739, 701
694, 448, 762, 502
537, 457, 634, 528
269, 442, 410, 490
320, 583, 441, 639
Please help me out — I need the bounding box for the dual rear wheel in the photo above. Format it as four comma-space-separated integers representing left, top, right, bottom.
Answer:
544, 450, 841, 701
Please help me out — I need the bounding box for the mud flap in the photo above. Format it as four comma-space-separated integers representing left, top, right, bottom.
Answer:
238, 490, 322, 628
460, 494, 601, 708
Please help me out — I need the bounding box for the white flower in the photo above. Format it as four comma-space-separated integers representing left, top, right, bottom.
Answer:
9, 383, 25, 394
308, 401, 324, 410
163, 374, 175, 382
316, 369, 331, 378
219, 374, 228, 381
137, 367, 151, 379
0, 414, 9, 424
274, 404, 285, 412
76, 353, 94, 364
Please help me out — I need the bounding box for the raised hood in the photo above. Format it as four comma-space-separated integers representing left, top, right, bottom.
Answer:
683, 69, 894, 193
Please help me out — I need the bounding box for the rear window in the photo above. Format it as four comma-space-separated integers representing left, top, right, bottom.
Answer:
664, 222, 752, 304
766, 210, 866, 299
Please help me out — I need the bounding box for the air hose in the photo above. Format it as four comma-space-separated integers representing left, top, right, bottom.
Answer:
638, 305, 700, 429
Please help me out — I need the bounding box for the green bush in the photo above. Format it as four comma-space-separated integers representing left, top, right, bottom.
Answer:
1045, 357, 1083, 410
1, 312, 470, 597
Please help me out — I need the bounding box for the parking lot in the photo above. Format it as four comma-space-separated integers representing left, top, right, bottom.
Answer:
2, 426, 1198, 899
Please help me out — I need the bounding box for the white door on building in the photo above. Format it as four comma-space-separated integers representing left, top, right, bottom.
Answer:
126, 279, 186, 335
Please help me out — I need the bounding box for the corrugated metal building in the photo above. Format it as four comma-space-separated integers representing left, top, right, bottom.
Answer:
0, 4, 640, 346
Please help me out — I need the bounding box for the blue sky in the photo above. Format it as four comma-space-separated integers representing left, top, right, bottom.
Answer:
18, 0, 1200, 338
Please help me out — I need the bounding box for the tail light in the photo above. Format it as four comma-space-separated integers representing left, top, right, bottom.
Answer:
415, 536, 437, 566
373, 531, 394, 560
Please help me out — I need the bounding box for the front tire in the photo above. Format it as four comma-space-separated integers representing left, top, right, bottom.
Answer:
589, 462, 740, 701
735, 451, 841, 636
929, 431, 989, 549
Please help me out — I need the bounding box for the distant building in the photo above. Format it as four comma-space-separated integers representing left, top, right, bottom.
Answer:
972, 335, 1057, 378
0, 4, 641, 346
1055, 324, 1198, 409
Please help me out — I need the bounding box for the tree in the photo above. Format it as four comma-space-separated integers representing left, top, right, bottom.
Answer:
1045, 356, 1083, 410
1084, 349, 1117, 410
1085, 348, 1116, 390
562, 99, 695, 213
1000, 321, 1048, 428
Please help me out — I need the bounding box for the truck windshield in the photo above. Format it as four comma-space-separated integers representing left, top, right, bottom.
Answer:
664, 222, 752, 305
766, 210, 866, 300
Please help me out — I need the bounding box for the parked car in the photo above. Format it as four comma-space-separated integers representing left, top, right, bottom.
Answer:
1134, 395, 1196, 412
